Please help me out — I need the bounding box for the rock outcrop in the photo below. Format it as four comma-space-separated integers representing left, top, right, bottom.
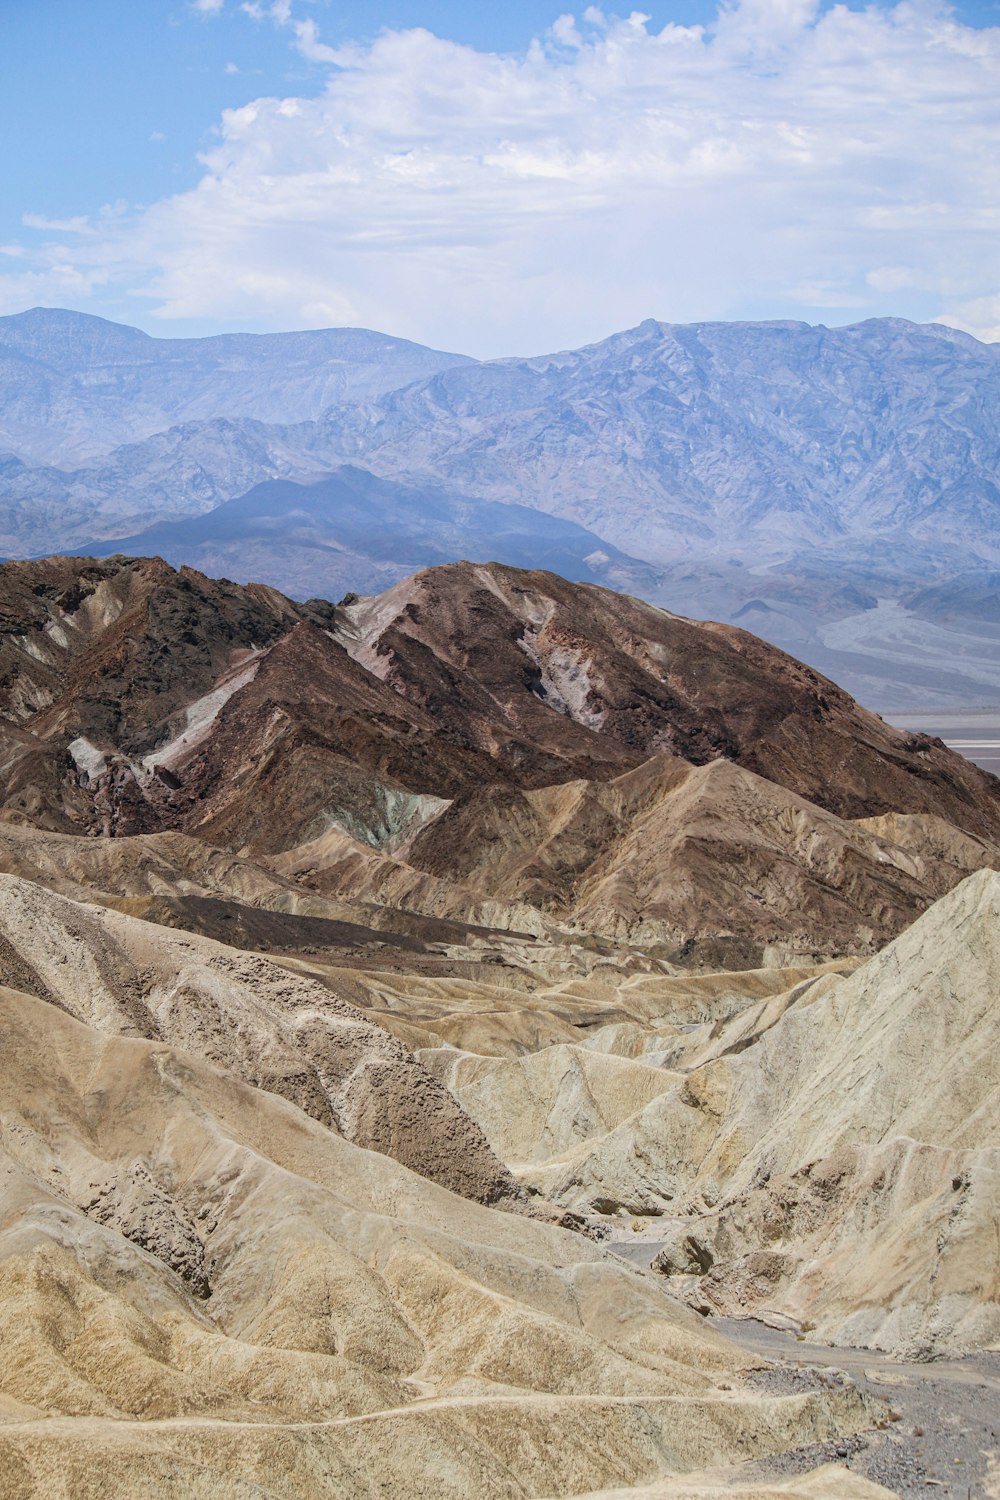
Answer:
0, 873, 519, 1208
1, 556, 997, 965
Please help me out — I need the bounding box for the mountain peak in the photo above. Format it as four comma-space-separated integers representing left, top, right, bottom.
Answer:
0, 305, 153, 359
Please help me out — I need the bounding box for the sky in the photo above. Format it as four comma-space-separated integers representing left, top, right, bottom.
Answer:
1, 0, 999, 355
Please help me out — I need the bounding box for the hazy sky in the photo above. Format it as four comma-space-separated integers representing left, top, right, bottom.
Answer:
2, 0, 999, 354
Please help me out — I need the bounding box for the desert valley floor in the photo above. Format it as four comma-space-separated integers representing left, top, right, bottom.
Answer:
888, 712, 1000, 778
0, 555, 997, 1499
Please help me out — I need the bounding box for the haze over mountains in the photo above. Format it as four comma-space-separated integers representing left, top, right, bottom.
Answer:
3, 307, 1000, 709
0, 309, 473, 466
69, 468, 656, 601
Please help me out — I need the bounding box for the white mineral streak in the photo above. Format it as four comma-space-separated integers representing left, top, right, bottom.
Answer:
141, 653, 264, 771
519, 625, 605, 731
68, 736, 108, 784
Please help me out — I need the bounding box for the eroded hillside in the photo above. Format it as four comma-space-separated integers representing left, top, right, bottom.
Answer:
0, 555, 997, 1497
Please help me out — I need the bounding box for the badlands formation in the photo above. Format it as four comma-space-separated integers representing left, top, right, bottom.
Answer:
0, 554, 998, 1497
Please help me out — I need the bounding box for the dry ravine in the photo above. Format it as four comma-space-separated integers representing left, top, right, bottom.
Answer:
0, 556, 997, 1499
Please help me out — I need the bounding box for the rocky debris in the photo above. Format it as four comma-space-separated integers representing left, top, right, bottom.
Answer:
78, 1159, 211, 1299
726, 1321, 1000, 1499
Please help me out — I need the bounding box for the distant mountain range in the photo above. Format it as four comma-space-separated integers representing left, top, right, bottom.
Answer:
69, 466, 656, 600
2, 306, 999, 709
0, 307, 472, 466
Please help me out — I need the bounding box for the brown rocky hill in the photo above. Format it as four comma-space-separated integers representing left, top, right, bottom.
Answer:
0, 554, 997, 959
333, 562, 1000, 833
398, 754, 1000, 963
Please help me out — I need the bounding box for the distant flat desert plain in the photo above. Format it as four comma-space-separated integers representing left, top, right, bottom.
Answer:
887, 709, 1000, 774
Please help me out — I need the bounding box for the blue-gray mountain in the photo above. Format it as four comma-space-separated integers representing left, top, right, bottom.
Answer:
67, 467, 658, 601
3, 307, 999, 708
323, 316, 1000, 569
0, 307, 472, 468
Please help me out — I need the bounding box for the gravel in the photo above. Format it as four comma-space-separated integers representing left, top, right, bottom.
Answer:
716, 1318, 1000, 1498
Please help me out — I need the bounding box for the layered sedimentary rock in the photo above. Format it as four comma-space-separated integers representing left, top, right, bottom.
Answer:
418, 871, 1000, 1357
0, 974, 879, 1499
1, 556, 997, 965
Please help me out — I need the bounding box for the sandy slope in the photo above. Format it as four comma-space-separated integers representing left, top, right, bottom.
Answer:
411, 873, 1000, 1356
0, 873, 517, 1207
653, 868, 1000, 1355
4, 814, 993, 1362
553, 1471, 894, 1499
0, 981, 880, 1499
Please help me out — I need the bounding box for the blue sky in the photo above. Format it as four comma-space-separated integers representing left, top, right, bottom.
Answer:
2, 0, 999, 353
2, 2, 727, 231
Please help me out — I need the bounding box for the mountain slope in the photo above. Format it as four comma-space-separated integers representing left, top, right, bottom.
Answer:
310, 316, 1000, 565
652, 868, 1000, 1355
398, 753, 1000, 963
332, 562, 1000, 837
69, 466, 658, 601
0, 307, 473, 467
1, 556, 998, 966
1, 541, 998, 1486
416, 870, 1000, 1356
0, 969, 880, 1497
4, 555, 999, 839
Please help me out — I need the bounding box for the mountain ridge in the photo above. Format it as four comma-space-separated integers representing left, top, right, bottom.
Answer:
3, 308, 1000, 709
1, 554, 997, 966
4, 310, 998, 564
62, 465, 660, 600
0, 306, 474, 466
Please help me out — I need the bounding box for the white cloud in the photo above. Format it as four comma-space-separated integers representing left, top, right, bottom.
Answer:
6, 1, 1000, 352
191, 0, 226, 13
0, 263, 107, 317
938, 292, 1000, 343
241, 1, 292, 23
22, 213, 95, 236
292, 18, 342, 65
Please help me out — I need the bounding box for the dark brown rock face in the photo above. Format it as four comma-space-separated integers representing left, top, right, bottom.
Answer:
336, 562, 1000, 838
0, 555, 997, 857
